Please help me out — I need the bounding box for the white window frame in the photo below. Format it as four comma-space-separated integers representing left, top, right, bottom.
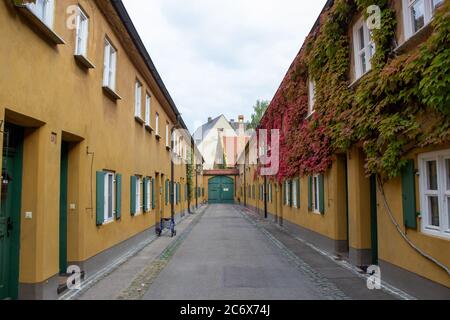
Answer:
104, 172, 115, 223
174, 182, 177, 204
27, 0, 54, 28
145, 94, 151, 126
402, 0, 443, 40
135, 80, 142, 119
308, 80, 316, 116
285, 181, 290, 205
418, 149, 450, 239
75, 6, 89, 57
155, 113, 160, 135
353, 17, 375, 80
312, 175, 321, 214
135, 176, 142, 215
103, 38, 117, 91
292, 180, 298, 208
166, 123, 170, 147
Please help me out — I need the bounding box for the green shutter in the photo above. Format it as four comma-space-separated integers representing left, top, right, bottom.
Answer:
308, 176, 313, 211
151, 178, 156, 209
165, 179, 169, 205
130, 176, 137, 216
143, 177, 148, 212
96, 171, 106, 226
402, 160, 417, 229
116, 174, 122, 220
319, 174, 325, 214
170, 181, 174, 205
289, 181, 292, 207
297, 178, 301, 209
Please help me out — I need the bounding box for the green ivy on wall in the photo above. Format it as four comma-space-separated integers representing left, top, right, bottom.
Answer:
260, 0, 450, 181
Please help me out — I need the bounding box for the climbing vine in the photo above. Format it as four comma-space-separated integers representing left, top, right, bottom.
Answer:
260, 0, 450, 181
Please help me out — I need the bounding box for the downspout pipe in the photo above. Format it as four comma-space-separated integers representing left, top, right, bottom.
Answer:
264, 175, 268, 219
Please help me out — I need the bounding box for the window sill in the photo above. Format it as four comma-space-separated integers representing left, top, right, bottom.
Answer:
74, 54, 95, 69
135, 116, 145, 125
348, 70, 371, 89
102, 86, 122, 101
395, 23, 433, 55
305, 111, 316, 120
15, 4, 65, 45
145, 125, 154, 133
421, 228, 450, 241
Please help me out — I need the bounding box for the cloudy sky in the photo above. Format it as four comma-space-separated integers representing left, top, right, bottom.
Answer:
122, 0, 327, 133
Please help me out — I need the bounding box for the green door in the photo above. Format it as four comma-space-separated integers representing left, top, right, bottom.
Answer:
208, 176, 234, 204
0, 123, 23, 300
59, 142, 69, 274
370, 175, 379, 265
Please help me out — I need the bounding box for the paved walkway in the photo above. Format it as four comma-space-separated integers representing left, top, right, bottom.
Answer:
70, 204, 404, 300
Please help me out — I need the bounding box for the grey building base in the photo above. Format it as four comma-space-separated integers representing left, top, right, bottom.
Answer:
349, 248, 372, 267
19, 274, 59, 300
71, 212, 187, 278
245, 205, 348, 256
379, 260, 450, 300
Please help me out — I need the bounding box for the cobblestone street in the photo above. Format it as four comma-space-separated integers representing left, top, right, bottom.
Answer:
69, 205, 408, 300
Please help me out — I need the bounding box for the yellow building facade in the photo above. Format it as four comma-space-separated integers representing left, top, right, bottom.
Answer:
0, 0, 201, 300
237, 0, 450, 299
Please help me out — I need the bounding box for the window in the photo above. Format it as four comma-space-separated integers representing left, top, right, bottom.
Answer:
166, 123, 170, 147
145, 94, 151, 126
268, 184, 272, 203
104, 172, 115, 223
353, 17, 375, 79
418, 150, 450, 239
135, 176, 142, 215
403, 0, 443, 40
173, 182, 177, 204
312, 175, 320, 213
155, 113, 160, 135
285, 181, 290, 205
75, 7, 89, 56
292, 180, 298, 208
27, 0, 54, 27
135, 80, 142, 119
308, 80, 316, 116
103, 39, 117, 91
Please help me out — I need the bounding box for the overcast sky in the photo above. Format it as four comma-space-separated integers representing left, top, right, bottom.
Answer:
122, 0, 327, 133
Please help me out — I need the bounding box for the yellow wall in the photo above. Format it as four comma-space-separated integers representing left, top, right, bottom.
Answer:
0, 0, 195, 284
377, 145, 450, 287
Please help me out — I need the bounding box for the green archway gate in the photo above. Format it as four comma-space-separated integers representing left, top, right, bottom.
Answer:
208, 176, 234, 204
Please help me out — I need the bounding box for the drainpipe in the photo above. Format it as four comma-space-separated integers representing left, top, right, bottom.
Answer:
195, 166, 198, 209
264, 175, 268, 219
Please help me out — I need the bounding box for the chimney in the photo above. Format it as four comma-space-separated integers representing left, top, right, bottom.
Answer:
208, 117, 212, 123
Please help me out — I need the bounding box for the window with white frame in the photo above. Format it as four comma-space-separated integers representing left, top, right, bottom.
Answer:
104, 172, 115, 223
27, 0, 54, 27
418, 149, 450, 239
308, 80, 316, 116
155, 113, 160, 135
145, 94, 151, 126
166, 123, 170, 147
312, 175, 320, 213
135, 80, 142, 119
174, 182, 177, 204
146, 178, 151, 211
292, 180, 298, 208
285, 181, 290, 205
403, 0, 443, 40
353, 17, 375, 79
103, 39, 117, 91
75, 7, 89, 57
135, 176, 142, 215
268, 184, 272, 203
